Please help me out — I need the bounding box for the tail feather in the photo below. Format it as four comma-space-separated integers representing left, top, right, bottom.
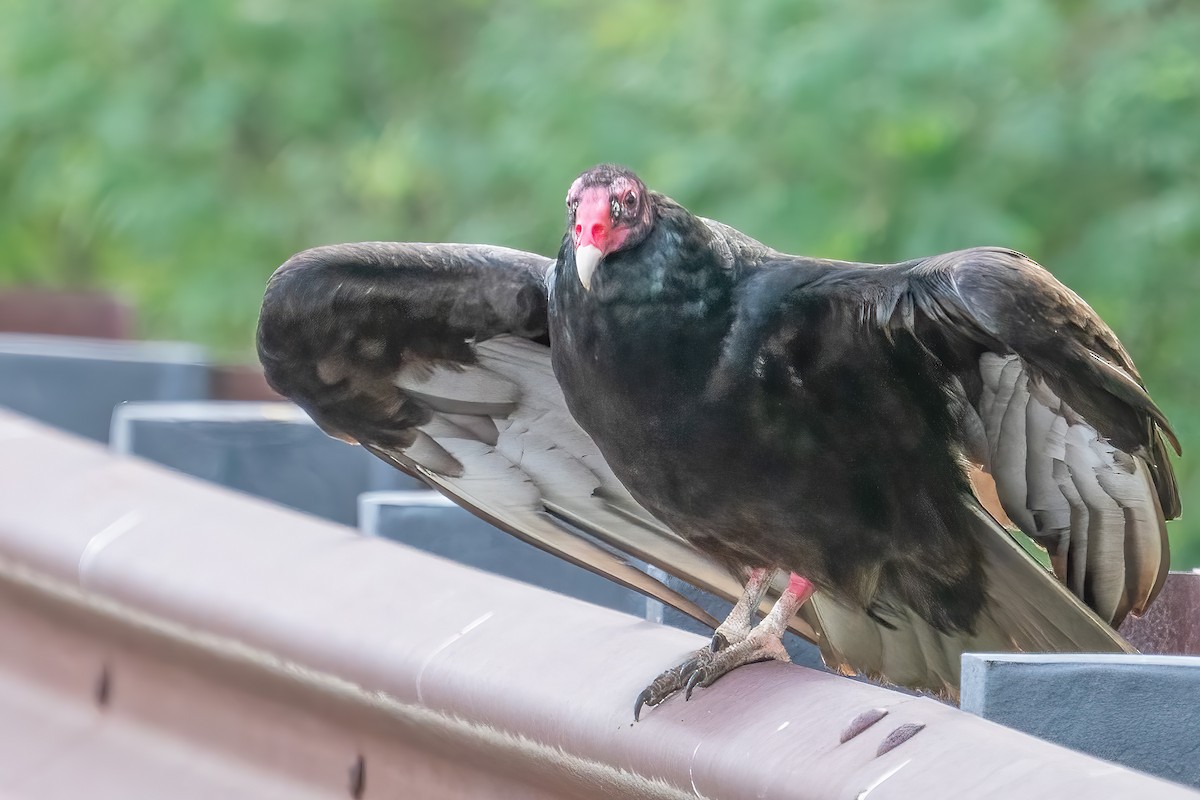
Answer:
805, 503, 1132, 697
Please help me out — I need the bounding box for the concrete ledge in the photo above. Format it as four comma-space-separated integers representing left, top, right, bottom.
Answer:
961, 652, 1200, 788
0, 408, 1195, 799
1, 574, 338, 800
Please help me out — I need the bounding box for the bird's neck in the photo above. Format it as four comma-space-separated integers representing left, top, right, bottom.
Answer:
598, 211, 734, 309
551, 209, 736, 402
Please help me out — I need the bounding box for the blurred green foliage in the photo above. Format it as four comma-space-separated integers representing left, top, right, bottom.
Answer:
1, 0, 1196, 564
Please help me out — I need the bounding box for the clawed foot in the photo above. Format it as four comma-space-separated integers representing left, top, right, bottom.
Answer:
633, 571, 816, 722
633, 629, 790, 721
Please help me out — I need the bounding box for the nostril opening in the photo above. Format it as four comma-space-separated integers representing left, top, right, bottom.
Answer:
590, 223, 606, 240
574, 224, 582, 237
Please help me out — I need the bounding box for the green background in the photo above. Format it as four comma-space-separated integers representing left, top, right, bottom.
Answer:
1, 1, 1195, 565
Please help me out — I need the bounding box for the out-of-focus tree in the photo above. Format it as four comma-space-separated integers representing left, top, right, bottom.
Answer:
1, 0, 1197, 564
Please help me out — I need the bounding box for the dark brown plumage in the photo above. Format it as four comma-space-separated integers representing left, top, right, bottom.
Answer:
257, 165, 1179, 708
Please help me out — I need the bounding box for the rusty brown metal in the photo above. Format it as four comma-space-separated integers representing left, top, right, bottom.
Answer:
0, 289, 135, 340
1120, 572, 1200, 656
208, 364, 284, 401
0, 408, 1195, 799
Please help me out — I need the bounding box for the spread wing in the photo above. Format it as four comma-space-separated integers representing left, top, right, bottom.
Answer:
257, 241, 768, 633
258, 241, 1173, 698
699, 244, 1146, 696
893, 247, 1180, 627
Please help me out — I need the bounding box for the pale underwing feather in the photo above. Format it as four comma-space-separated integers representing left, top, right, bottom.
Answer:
1052, 457, 1089, 599
1064, 424, 1126, 623
395, 361, 519, 416
440, 412, 501, 445
1024, 397, 1071, 537
371, 438, 722, 630
972, 352, 1166, 627
404, 429, 464, 477
990, 366, 1036, 533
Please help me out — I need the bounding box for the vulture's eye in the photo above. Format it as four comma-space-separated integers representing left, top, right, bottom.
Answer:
624, 191, 637, 208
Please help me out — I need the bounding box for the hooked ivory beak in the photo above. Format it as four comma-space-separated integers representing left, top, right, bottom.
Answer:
575, 244, 603, 290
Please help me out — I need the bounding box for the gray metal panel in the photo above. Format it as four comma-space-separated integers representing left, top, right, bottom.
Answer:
0, 334, 210, 442
961, 652, 1200, 787
112, 402, 422, 525
360, 490, 650, 617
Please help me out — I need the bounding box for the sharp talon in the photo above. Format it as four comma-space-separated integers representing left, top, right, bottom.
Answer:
634, 689, 651, 722
636, 618, 794, 716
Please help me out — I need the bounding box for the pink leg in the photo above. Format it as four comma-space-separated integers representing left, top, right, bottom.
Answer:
787, 573, 817, 604
711, 567, 775, 651
755, 572, 815, 638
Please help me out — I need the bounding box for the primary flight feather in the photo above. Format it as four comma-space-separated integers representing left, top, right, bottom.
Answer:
257, 164, 1179, 715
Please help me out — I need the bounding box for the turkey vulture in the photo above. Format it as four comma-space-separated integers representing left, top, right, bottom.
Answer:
258, 164, 1180, 717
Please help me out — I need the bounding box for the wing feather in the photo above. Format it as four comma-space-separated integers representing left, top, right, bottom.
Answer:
897, 248, 1178, 626
808, 502, 1133, 698
258, 243, 738, 631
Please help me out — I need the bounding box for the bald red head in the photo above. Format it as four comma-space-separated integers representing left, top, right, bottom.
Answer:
565, 164, 653, 289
